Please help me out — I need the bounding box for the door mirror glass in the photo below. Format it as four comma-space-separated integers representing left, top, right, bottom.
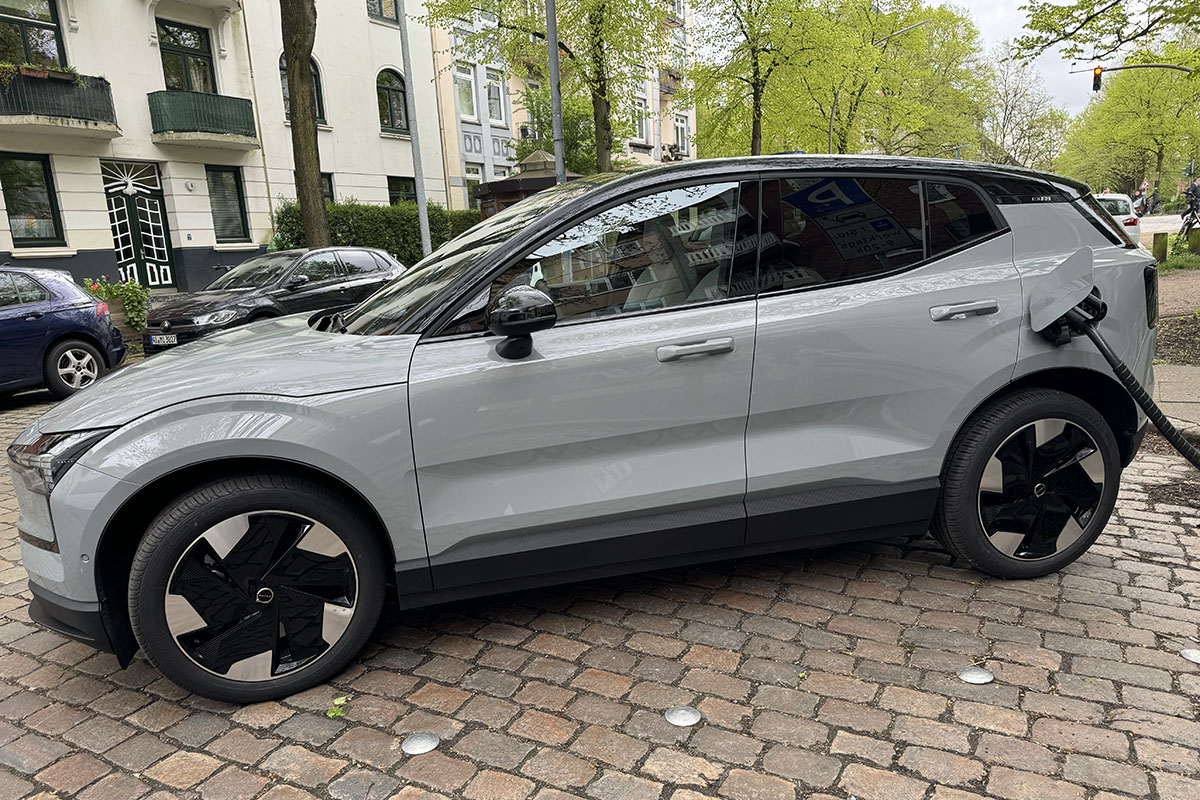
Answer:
487, 285, 556, 358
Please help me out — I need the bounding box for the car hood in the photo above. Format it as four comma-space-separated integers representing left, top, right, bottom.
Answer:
148, 288, 264, 319
37, 316, 419, 433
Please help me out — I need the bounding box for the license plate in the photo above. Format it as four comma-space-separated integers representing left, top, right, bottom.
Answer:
150, 334, 177, 346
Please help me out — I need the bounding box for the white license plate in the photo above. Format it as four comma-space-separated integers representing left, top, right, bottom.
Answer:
150, 334, 177, 345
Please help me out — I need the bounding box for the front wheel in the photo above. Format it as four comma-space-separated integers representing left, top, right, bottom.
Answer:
932, 389, 1120, 579
43, 339, 104, 398
128, 474, 385, 702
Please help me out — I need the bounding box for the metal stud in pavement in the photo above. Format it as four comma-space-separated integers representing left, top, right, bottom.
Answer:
664, 706, 702, 727
401, 732, 439, 755
957, 665, 995, 685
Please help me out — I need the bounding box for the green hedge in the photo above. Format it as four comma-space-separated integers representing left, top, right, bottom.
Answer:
272, 200, 481, 266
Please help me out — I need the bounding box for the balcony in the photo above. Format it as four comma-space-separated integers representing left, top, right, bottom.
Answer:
148, 90, 259, 150
0, 73, 120, 138
659, 68, 680, 96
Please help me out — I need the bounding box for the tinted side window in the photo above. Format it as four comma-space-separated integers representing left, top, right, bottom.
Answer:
0, 275, 18, 308
759, 176, 925, 292
11, 274, 49, 303
294, 254, 340, 283
340, 251, 380, 276
497, 182, 742, 323
925, 183, 999, 256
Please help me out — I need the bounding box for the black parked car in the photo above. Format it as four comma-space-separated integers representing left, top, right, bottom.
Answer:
143, 247, 405, 353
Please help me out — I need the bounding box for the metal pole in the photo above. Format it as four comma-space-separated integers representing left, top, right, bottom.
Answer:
1070, 62, 1193, 74
396, 0, 432, 257
545, 0, 566, 183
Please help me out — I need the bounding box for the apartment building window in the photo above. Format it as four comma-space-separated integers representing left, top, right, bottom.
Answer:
455, 63, 477, 120
1, 1, 65, 67
464, 163, 483, 209
320, 173, 334, 204
494, 166, 509, 178
0, 153, 64, 247
486, 69, 505, 125
675, 114, 690, 156
388, 176, 416, 204
366, 0, 399, 23
158, 19, 216, 93
205, 166, 249, 242
632, 73, 648, 143
377, 69, 409, 133
669, 0, 685, 19
280, 55, 326, 124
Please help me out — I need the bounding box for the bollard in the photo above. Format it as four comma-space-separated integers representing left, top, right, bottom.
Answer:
1153, 231, 1169, 263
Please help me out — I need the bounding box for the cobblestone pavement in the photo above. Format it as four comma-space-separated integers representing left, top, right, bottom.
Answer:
2, 391, 1199, 800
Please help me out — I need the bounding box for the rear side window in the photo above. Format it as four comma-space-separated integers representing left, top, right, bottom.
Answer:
1075, 194, 1135, 248
925, 183, 999, 256
293, 253, 341, 282
11, 274, 49, 303
339, 250, 381, 276
758, 176, 925, 292
1097, 197, 1131, 215
0, 274, 18, 308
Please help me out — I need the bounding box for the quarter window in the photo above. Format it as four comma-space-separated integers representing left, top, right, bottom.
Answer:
205, 165, 249, 242
279, 55, 326, 124
12, 272, 48, 303
157, 19, 216, 93
0, 0, 64, 67
366, 0, 399, 23
377, 69, 408, 133
495, 182, 742, 323
0, 153, 64, 247
758, 176, 925, 292
925, 182, 999, 256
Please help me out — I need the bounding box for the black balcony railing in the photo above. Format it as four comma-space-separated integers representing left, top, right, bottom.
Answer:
0, 73, 117, 126
148, 90, 257, 139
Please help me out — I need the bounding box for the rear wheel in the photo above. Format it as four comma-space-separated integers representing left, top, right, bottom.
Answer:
932, 389, 1120, 579
128, 474, 385, 702
43, 339, 104, 398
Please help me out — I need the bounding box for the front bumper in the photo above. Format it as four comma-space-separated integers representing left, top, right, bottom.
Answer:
28, 580, 116, 655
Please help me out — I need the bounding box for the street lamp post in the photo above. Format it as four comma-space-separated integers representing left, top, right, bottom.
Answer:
395, 0, 432, 257
828, 18, 930, 155
545, 0, 567, 184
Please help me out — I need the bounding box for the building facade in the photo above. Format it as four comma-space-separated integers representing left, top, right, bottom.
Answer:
0, 0, 446, 292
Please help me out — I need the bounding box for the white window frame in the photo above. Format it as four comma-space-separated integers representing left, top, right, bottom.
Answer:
455, 62, 477, 121
675, 114, 689, 156
464, 161, 484, 209
486, 68, 505, 125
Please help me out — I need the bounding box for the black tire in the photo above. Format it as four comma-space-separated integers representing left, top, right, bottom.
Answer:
128, 474, 385, 703
932, 389, 1120, 579
43, 339, 105, 399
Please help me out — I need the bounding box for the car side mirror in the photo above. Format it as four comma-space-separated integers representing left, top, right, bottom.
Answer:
487, 284, 557, 359
285, 274, 309, 291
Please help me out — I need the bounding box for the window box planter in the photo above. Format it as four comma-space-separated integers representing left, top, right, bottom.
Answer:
19, 66, 49, 79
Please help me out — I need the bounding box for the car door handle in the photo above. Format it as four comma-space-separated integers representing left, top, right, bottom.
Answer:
656, 337, 735, 362
23, 312, 44, 321
929, 299, 999, 322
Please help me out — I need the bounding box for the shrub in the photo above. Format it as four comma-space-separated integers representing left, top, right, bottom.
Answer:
272, 200, 481, 266
84, 275, 150, 329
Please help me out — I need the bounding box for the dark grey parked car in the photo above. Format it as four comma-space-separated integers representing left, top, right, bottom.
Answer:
143, 247, 404, 353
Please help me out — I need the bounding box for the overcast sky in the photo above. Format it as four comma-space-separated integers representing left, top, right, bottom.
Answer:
938, 0, 1091, 114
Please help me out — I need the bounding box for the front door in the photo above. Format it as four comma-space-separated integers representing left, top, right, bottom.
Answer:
408, 180, 759, 592
102, 161, 177, 290
0, 272, 51, 390
269, 252, 349, 314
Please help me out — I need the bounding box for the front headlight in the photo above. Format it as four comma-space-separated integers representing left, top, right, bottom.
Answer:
193, 309, 240, 326
7, 428, 116, 496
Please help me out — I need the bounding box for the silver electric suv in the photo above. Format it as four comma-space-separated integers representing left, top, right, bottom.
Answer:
8, 156, 1157, 702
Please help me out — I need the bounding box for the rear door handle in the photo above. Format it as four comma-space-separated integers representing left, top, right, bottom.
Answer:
929, 299, 999, 322
23, 312, 44, 321
656, 337, 735, 362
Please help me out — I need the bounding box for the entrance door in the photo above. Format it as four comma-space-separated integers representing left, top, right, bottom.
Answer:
102, 161, 177, 290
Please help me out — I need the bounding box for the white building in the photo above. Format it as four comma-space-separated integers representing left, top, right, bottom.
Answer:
0, 0, 446, 292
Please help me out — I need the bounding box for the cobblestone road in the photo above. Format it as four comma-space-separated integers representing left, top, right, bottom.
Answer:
1, 391, 1199, 800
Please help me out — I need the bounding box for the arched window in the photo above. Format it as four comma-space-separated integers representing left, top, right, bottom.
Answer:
377, 69, 408, 133
280, 56, 325, 124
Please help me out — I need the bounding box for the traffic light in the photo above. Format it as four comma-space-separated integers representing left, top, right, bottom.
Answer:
1185, 160, 1196, 178
1092, 67, 1103, 91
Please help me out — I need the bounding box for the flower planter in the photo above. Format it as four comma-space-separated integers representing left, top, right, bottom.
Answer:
19, 66, 48, 79
107, 298, 140, 343
46, 69, 75, 82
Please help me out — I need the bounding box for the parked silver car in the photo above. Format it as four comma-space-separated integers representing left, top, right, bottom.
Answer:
8, 156, 1157, 702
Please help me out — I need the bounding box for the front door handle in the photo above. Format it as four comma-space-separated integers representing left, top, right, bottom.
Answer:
656, 337, 735, 362
929, 299, 999, 322
23, 312, 44, 321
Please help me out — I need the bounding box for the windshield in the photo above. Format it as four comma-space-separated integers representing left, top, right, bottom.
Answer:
343, 174, 626, 335
1097, 197, 1131, 215
207, 252, 299, 290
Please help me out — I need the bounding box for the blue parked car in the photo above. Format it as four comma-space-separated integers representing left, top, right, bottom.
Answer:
0, 267, 125, 399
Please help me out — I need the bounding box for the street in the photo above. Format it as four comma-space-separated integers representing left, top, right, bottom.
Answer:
1, 390, 1198, 800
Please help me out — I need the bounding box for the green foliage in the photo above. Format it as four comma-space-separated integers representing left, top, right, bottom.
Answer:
513, 82, 604, 175
1015, 1, 1195, 63
84, 275, 151, 330
1163, 252, 1200, 272
325, 696, 348, 719
272, 200, 480, 266
0, 63, 17, 88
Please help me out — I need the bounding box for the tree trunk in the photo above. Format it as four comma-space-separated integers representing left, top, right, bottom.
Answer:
588, 7, 612, 173
280, 0, 330, 247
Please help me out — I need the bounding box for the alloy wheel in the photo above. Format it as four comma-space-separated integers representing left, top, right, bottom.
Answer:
164, 511, 358, 681
57, 348, 98, 390
976, 418, 1106, 561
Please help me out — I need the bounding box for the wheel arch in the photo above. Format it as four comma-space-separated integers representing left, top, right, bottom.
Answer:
44, 330, 110, 367
93, 456, 401, 666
